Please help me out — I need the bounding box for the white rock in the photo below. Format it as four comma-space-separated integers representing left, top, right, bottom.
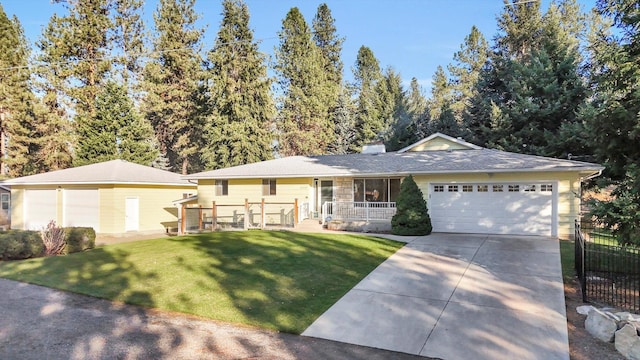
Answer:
615, 324, 640, 360
577, 305, 595, 315
586, 308, 618, 342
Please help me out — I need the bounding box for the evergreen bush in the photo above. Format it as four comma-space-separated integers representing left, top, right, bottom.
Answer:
0, 230, 44, 260
391, 175, 432, 236
64, 227, 96, 254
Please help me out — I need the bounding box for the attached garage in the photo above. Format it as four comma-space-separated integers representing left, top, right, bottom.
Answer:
429, 182, 557, 236
24, 189, 57, 230
63, 189, 100, 230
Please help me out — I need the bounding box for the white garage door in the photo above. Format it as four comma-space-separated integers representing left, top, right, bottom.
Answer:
63, 189, 100, 231
24, 189, 57, 230
429, 183, 556, 236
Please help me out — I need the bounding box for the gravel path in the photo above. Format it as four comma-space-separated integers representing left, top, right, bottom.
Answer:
0, 278, 432, 360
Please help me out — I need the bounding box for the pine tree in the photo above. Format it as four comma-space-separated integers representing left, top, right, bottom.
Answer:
448, 26, 488, 123
75, 82, 157, 166
391, 175, 432, 236
50, 0, 113, 120
352, 45, 388, 150
383, 68, 414, 151
32, 15, 76, 173
467, 0, 587, 157
312, 3, 343, 88
586, 0, 640, 244
112, 0, 146, 92
274, 7, 332, 156
327, 84, 356, 154
202, 0, 274, 169
427, 65, 452, 121
0, 7, 37, 176
143, 0, 205, 174
31, 89, 73, 172
312, 3, 344, 153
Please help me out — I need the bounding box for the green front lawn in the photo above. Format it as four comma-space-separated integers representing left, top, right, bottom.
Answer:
0, 231, 403, 334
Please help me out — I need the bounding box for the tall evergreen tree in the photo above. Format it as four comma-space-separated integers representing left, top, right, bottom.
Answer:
112, 0, 146, 92
448, 26, 488, 123
427, 65, 452, 121
50, 0, 113, 119
468, 0, 587, 157
274, 7, 332, 156
586, 0, 640, 244
75, 82, 157, 166
327, 84, 356, 154
143, 0, 205, 174
312, 3, 343, 88
202, 0, 274, 169
352, 45, 387, 150
0, 7, 37, 177
33, 14, 75, 173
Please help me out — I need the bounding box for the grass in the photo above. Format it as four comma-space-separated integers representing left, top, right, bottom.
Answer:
559, 239, 575, 281
0, 231, 403, 334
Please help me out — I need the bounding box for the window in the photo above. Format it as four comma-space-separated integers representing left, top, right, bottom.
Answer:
462, 185, 473, 192
493, 184, 504, 192
353, 178, 401, 202
508, 185, 520, 192
0, 193, 8, 211
448, 185, 459, 192
524, 185, 536, 192
434, 185, 444, 192
541, 184, 553, 192
215, 180, 228, 196
477, 185, 488, 192
262, 179, 276, 196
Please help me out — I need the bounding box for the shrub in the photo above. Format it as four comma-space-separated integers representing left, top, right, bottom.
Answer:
0, 230, 44, 260
41, 221, 66, 256
391, 175, 432, 236
64, 227, 96, 254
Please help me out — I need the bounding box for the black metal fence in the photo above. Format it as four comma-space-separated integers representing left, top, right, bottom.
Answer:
575, 219, 640, 313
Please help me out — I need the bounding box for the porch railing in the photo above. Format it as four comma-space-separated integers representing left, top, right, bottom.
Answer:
321, 201, 396, 225
180, 199, 308, 234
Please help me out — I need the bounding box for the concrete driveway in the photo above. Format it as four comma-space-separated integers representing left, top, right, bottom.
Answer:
302, 233, 569, 360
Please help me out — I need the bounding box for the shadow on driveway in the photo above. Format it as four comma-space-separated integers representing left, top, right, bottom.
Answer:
0, 278, 432, 359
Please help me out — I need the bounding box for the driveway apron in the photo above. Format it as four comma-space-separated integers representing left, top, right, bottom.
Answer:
302, 233, 569, 360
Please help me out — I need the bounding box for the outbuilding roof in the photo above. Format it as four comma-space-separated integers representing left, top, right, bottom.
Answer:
2, 160, 195, 186
184, 148, 604, 180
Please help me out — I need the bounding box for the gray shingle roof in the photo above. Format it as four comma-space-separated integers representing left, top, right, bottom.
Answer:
184, 149, 603, 180
3, 160, 194, 186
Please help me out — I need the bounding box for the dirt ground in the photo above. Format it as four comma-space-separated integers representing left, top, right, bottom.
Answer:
564, 278, 624, 360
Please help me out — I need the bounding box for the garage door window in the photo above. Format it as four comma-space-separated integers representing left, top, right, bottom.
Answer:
477, 185, 488, 192
448, 185, 458, 192
541, 184, 553, 192
508, 185, 520, 192
493, 184, 504, 192
524, 185, 536, 192
462, 185, 473, 192
434, 185, 444, 192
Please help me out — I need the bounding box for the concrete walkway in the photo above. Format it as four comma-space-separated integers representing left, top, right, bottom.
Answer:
303, 233, 569, 360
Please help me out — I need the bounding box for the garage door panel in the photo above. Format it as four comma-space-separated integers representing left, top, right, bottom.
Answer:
63, 189, 99, 231
429, 183, 555, 236
25, 189, 57, 230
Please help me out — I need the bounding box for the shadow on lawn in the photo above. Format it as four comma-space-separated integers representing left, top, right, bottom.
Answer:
171, 231, 401, 334
0, 232, 426, 360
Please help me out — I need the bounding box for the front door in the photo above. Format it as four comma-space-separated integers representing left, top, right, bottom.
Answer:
315, 179, 334, 215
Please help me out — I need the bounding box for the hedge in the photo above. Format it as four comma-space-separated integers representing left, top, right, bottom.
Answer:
0, 230, 44, 260
64, 227, 96, 254
0, 227, 96, 260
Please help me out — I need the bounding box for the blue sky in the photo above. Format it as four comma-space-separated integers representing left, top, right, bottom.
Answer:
2, 0, 597, 92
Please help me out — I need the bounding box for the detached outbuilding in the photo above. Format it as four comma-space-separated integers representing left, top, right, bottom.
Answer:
3, 160, 196, 235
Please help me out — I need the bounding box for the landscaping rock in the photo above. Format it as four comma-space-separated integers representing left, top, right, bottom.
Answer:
577, 305, 595, 315
615, 324, 640, 360
586, 308, 618, 342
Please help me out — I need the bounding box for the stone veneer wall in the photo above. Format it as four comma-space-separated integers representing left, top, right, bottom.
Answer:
334, 177, 353, 202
